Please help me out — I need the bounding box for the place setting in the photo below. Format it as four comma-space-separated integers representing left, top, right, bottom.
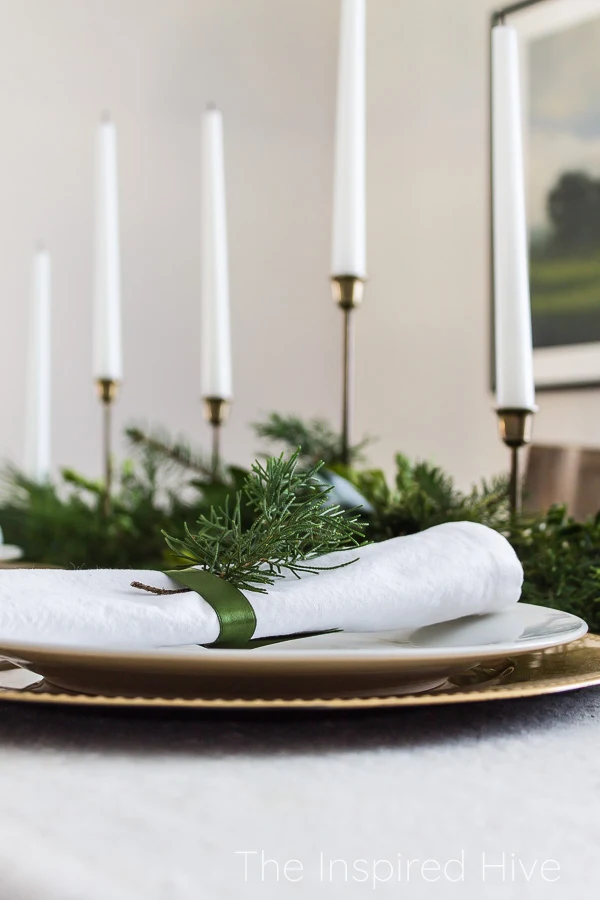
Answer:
6, 2, 600, 899
1, 0, 600, 717
0, 452, 594, 711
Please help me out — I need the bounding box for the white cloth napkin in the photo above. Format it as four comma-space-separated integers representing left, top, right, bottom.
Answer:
0, 521, 523, 648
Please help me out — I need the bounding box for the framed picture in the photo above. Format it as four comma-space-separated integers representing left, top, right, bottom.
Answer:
510, 0, 600, 388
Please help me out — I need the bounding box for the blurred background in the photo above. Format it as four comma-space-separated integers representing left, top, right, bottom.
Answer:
1, 0, 599, 492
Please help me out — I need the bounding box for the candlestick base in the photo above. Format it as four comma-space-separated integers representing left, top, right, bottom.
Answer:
331, 275, 366, 465
203, 396, 230, 428
95, 379, 120, 517
96, 378, 119, 405
496, 407, 535, 516
203, 396, 230, 478
330, 274, 365, 311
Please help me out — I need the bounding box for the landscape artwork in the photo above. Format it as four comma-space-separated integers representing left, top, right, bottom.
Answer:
528, 14, 600, 386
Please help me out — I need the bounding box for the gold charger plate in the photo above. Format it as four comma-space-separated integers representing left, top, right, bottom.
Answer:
0, 634, 599, 710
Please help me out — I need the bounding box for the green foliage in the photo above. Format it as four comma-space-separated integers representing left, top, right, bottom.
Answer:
338, 454, 509, 540
0, 428, 249, 569
345, 455, 600, 631
544, 171, 600, 257
253, 413, 600, 630
511, 506, 600, 633
125, 426, 214, 479
0, 464, 193, 570
254, 412, 371, 466
3, 411, 600, 634
163, 450, 368, 593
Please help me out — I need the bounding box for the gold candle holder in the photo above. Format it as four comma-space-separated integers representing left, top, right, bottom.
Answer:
496, 407, 535, 516
203, 396, 230, 478
96, 379, 119, 516
331, 275, 365, 465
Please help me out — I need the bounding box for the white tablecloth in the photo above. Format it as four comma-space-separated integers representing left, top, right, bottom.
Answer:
0, 683, 597, 899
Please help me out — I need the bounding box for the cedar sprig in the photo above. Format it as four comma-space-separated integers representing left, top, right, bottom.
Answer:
161, 449, 369, 593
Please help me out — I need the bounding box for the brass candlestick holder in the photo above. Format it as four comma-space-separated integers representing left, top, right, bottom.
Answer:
496, 407, 535, 516
203, 396, 230, 478
96, 378, 119, 517
331, 275, 365, 465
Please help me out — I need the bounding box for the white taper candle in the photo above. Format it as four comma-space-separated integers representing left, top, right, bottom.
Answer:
331, 0, 367, 279
492, 25, 535, 410
201, 105, 232, 400
25, 247, 51, 482
93, 113, 123, 382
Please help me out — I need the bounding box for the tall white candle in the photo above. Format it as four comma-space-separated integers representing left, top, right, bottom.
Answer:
201, 105, 232, 400
25, 247, 51, 482
492, 25, 535, 410
331, 0, 367, 278
93, 113, 123, 382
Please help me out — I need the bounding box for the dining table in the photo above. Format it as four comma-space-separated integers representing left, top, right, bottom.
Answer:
0, 663, 597, 899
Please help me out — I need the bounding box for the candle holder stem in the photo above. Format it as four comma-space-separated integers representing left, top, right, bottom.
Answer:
103, 401, 113, 516
331, 275, 365, 465
203, 397, 230, 479
96, 379, 119, 517
496, 408, 534, 517
509, 444, 520, 515
341, 306, 354, 465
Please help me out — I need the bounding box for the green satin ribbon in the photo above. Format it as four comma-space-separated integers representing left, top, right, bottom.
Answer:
164, 567, 340, 650
163, 568, 257, 648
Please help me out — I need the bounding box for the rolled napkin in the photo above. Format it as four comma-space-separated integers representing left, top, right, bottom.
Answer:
0, 522, 522, 648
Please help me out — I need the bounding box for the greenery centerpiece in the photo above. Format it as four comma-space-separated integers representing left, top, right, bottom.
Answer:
1, 413, 600, 632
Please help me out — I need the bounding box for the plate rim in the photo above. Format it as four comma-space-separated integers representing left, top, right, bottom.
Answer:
0, 604, 587, 667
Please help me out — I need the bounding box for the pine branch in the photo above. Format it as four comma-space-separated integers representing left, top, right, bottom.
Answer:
510, 505, 600, 631
254, 413, 371, 466
61, 468, 104, 496
161, 449, 369, 593
0, 454, 205, 570
125, 426, 215, 479
347, 454, 509, 539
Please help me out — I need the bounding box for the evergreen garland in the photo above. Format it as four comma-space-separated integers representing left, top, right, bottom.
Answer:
1, 414, 600, 632
511, 507, 600, 629
254, 412, 371, 466
343, 455, 509, 539
253, 415, 600, 632
0, 430, 246, 569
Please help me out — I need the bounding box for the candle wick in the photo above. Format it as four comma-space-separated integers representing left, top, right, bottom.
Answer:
206, 101, 218, 111
100, 109, 111, 123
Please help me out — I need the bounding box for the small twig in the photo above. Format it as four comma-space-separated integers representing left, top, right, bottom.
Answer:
130, 580, 191, 595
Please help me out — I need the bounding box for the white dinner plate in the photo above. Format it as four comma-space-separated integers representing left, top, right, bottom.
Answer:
0, 603, 587, 700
